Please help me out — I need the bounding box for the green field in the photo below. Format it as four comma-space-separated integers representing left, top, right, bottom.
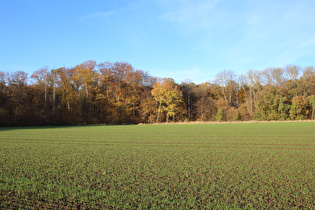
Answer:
1, 123, 315, 209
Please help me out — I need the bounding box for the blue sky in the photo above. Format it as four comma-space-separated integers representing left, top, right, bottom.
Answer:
1, 0, 315, 84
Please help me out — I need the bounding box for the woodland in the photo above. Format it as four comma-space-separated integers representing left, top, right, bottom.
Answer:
0, 60, 315, 126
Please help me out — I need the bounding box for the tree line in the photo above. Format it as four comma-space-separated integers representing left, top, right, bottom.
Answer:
0, 60, 315, 126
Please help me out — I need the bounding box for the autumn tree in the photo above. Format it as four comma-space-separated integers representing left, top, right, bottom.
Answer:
285, 65, 301, 81
215, 70, 238, 107
55, 67, 78, 123
262, 67, 286, 87
151, 78, 185, 123
139, 87, 157, 123
192, 83, 216, 121
0, 71, 8, 125
6, 71, 29, 125
289, 96, 310, 120
299, 66, 315, 96
139, 73, 158, 123
308, 95, 315, 120
151, 79, 168, 123
237, 75, 251, 120
109, 62, 135, 123
72, 60, 98, 124
31, 67, 50, 122
180, 79, 196, 121
97, 61, 148, 124
245, 69, 263, 116
97, 62, 115, 124
0, 71, 7, 105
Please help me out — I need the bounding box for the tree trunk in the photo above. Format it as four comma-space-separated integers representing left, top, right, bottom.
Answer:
157, 100, 161, 123
44, 78, 47, 122
133, 97, 135, 117
53, 81, 56, 117
188, 92, 191, 119
67, 101, 70, 112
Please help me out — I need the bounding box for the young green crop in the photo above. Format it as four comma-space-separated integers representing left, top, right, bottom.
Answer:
0, 123, 314, 208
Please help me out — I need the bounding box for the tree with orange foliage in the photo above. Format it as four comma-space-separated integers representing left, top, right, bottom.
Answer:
308, 95, 315, 120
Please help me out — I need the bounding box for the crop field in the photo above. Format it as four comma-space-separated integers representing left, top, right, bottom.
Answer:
0, 122, 315, 209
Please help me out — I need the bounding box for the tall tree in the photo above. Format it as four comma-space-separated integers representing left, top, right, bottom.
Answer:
56, 67, 78, 123
139, 87, 157, 123
300, 66, 315, 96
110, 62, 135, 123
73, 60, 98, 124
289, 96, 310, 120
31, 67, 50, 122
215, 70, 238, 106
7, 71, 29, 124
254, 86, 290, 121
192, 83, 216, 121
285, 64, 301, 81
245, 69, 262, 116
139, 72, 158, 123
151, 78, 185, 123
180, 79, 196, 120
0, 71, 8, 125
309, 95, 315, 120
262, 67, 286, 87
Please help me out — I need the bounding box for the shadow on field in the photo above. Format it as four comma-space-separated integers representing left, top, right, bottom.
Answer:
0, 126, 78, 132
0, 124, 138, 132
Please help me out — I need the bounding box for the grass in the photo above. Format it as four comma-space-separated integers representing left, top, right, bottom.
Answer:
0, 122, 315, 209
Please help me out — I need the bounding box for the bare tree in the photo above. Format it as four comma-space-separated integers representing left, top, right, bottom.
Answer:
262, 67, 286, 86
285, 64, 301, 81
215, 70, 238, 106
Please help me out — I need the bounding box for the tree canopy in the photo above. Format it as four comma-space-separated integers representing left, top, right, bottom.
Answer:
1, 61, 315, 126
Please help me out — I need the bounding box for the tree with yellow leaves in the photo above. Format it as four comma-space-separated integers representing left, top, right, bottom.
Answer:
151, 78, 185, 123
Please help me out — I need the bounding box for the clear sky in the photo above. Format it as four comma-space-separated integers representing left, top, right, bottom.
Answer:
1, 0, 315, 84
